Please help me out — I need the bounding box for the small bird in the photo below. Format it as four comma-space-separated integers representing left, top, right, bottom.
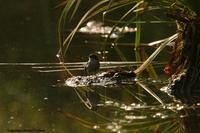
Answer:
85, 54, 100, 75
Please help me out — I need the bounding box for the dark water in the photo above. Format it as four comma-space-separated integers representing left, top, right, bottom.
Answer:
0, 1, 199, 133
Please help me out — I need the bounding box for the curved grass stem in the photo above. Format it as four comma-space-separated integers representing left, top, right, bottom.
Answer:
134, 33, 178, 75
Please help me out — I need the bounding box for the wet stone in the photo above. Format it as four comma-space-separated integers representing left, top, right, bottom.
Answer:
65, 70, 136, 87
168, 70, 200, 104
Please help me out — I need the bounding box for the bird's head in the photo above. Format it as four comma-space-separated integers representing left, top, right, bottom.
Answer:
88, 53, 99, 61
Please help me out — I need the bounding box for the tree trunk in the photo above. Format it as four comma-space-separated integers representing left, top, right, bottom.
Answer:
169, 17, 200, 104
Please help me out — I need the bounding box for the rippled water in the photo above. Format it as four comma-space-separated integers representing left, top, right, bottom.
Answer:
62, 64, 200, 133
1, 61, 199, 133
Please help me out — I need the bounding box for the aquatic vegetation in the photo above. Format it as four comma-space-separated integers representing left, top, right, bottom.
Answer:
56, 0, 200, 132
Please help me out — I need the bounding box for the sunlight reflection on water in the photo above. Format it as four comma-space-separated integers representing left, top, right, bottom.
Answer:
79, 21, 136, 38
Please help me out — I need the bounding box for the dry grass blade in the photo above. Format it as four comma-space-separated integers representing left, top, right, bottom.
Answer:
102, 1, 144, 50
134, 33, 178, 74
137, 81, 164, 105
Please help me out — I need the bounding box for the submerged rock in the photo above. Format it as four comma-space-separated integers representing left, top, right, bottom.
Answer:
65, 70, 136, 87
168, 69, 200, 104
